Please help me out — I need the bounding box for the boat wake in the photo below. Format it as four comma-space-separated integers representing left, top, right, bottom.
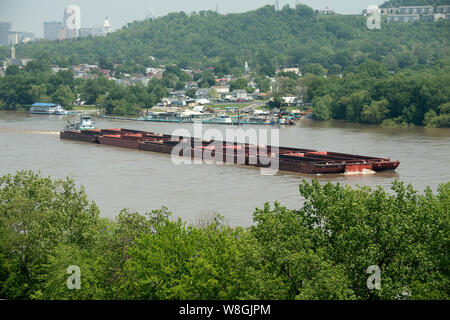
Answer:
0, 129, 60, 135
344, 169, 376, 175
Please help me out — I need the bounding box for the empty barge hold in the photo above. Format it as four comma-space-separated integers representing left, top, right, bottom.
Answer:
60, 128, 400, 175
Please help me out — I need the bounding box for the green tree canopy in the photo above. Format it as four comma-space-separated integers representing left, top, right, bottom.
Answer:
0, 172, 448, 300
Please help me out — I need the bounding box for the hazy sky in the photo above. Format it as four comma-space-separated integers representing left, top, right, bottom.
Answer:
0, 0, 386, 38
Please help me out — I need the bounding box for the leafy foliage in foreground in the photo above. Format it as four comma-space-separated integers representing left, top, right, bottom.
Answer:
0, 171, 448, 300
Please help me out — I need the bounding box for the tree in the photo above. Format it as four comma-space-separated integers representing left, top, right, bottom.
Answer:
148, 79, 169, 104
361, 99, 390, 124
95, 95, 106, 107
295, 3, 315, 17
29, 84, 47, 102
247, 180, 450, 300
0, 171, 101, 299
24, 57, 51, 73
345, 91, 371, 122
98, 56, 114, 71
230, 78, 249, 91
303, 64, 326, 76
52, 85, 75, 109
358, 60, 388, 78
312, 95, 332, 120
424, 102, 450, 128
268, 96, 283, 109
1, 171, 448, 300
207, 89, 220, 101
185, 88, 197, 98
121, 214, 245, 300
328, 64, 342, 76
198, 70, 216, 88
276, 76, 297, 96
255, 75, 271, 93
80, 77, 112, 105
5, 65, 20, 76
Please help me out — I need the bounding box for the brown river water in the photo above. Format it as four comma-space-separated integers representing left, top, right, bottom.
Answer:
0, 111, 449, 226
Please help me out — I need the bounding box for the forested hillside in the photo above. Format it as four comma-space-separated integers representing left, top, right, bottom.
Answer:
13, 4, 450, 75
2, 3, 449, 127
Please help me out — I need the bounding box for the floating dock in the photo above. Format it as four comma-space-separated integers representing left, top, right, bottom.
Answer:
60, 128, 400, 175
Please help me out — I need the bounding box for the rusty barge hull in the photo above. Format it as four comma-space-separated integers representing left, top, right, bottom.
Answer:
60, 128, 400, 175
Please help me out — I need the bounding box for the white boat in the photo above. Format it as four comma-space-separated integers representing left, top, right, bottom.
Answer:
30, 103, 68, 115
65, 115, 96, 130
211, 114, 233, 124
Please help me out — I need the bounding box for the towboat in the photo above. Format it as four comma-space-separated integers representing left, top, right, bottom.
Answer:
65, 115, 96, 131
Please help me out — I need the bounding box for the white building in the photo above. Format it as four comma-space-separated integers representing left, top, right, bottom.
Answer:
196, 88, 210, 98
436, 5, 450, 14
212, 86, 229, 94
282, 96, 298, 105
233, 90, 248, 100
398, 6, 433, 15
196, 98, 211, 105
387, 14, 420, 23
317, 7, 335, 15
244, 61, 250, 74
282, 67, 300, 75
103, 17, 112, 36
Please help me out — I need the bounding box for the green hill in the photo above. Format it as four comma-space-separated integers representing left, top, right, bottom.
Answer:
13, 4, 450, 74
2, 4, 449, 127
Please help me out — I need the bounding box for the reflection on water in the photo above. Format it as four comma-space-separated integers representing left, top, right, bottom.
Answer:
0, 111, 449, 227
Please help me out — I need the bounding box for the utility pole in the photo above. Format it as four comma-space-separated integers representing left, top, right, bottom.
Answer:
275, 0, 280, 11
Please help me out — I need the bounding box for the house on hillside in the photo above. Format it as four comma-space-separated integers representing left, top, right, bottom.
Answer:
196, 88, 210, 98
233, 89, 248, 101
282, 67, 300, 75
317, 7, 335, 15
212, 86, 229, 94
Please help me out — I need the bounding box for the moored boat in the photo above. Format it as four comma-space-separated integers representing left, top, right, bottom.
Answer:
30, 103, 68, 115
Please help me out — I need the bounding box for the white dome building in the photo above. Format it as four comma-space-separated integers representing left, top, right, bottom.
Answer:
103, 17, 112, 35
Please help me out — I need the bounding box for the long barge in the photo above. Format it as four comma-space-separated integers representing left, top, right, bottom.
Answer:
99, 115, 295, 126
60, 128, 400, 175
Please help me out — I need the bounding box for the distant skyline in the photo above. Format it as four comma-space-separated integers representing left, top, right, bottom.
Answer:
0, 0, 386, 38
